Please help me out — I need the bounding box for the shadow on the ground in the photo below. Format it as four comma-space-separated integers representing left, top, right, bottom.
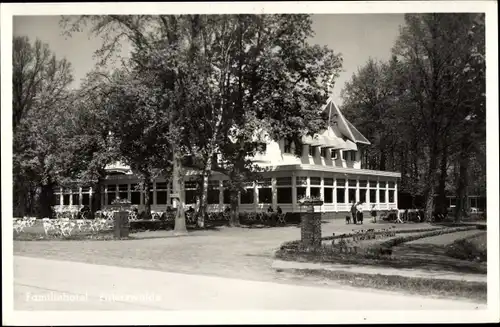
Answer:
390, 243, 487, 274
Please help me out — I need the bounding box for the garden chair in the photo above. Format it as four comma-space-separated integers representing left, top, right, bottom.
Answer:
151, 211, 160, 221
61, 220, 76, 236
104, 210, 112, 220
80, 210, 90, 220
247, 212, 257, 223
128, 211, 138, 222
99, 218, 111, 230
88, 220, 100, 232
42, 218, 55, 236
13, 219, 27, 233
185, 212, 196, 225
24, 216, 37, 228
394, 212, 403, 223
76, 220, 87, 231
205, 212, 213, 221
69, 209, 78, 220
277, 213, 286, 225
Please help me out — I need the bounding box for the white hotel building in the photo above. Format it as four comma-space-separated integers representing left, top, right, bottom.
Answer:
54, 98, 400, 216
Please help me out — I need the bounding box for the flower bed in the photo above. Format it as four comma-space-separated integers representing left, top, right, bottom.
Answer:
276, 225, 480, 263
279, 226, 443, 252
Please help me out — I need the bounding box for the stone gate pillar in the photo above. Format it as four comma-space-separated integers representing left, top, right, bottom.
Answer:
300, 200, 323, 250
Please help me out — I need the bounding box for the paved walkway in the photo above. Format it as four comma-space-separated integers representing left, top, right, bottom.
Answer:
14, 256, 485, 310
272, 260, 487, 283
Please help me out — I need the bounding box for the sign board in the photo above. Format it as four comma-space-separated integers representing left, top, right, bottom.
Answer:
170, 193, 180, 199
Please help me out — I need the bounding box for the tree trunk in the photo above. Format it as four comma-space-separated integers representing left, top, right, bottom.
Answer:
229, 188, 240, 227
436, 142, 448, 216
198, 99, 224, 227
379, 148, 386, 171
198, 156, 213, 229
91, 182, 102, 216
423, 144, 439, 221
143, 172, 152, 218
455, 138, 471, 222
13, 177, 27, 217
38, 182, 55, 219
173, 150, 187, 235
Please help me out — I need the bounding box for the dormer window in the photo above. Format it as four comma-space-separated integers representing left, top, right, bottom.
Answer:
309, 146, 315, 157
342, 150, 349, 161
331, 149, 338, 160
320, 147, 327, 157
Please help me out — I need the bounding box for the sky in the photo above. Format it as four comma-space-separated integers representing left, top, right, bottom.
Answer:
13, 14, 405, 105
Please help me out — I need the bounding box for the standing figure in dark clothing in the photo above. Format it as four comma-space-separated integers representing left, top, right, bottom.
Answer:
276, 206, 283, 214
350, 201, 357, 224
356, 201, 365, 224
371, 204, 378, 223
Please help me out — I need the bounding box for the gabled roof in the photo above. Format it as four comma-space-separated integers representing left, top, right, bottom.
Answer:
322, 97, 371, 146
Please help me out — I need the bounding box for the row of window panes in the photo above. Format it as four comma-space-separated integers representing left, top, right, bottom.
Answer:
275, 177, 395, 188
274, 188, 395, 204
103, 179, 396, 195
56, 179, 397, 206
54, 188, 396, 206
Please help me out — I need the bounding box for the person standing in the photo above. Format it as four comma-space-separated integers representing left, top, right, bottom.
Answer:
350, 200, 357, 224
356, 201, 364, 224
371, 204, 377, 223
276, 206, 283, 214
